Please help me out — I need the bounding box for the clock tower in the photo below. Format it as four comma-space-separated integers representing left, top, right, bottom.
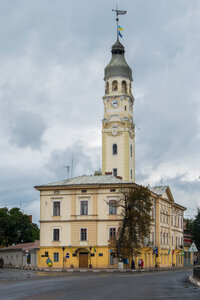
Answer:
102, 40, 135, 182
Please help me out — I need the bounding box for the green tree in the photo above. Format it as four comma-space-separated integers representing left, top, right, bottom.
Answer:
110, 186, 152, 259
191, 209, 200, 251
0, 207, 13, 245
0, 207, 39, 246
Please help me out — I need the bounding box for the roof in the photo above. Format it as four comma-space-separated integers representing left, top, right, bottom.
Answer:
0, 240, 40, 252
104, 40, 133, 81
35, 175, 130, 188
151, 185, 169, 195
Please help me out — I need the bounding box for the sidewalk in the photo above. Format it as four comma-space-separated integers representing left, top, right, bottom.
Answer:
3, 265, 191, 273
189, 275, 200, 288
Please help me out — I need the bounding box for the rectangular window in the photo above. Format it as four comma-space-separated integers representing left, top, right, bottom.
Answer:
80, 201, 88, 215
161, 232, 162, 244
109, 200, 117, 215
130, 145, 133, 157
53, 201, 60, 216
172, 236, 173, 246
152, 206, 155, 220
53, 229, 60, 241
53, 252, 59, 262
130, 169, 132, 179
171, 214, 173, 226
45, 251, 49, 257
178, 216, 180, 227
109, 227, 116, 239
81, 228, 87, 241
113, 168, 117, 177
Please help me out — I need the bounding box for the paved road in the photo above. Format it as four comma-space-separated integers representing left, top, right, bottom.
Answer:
0, 268, 199, 299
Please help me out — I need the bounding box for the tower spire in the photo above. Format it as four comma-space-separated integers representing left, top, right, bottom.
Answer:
112, 6, 127, 41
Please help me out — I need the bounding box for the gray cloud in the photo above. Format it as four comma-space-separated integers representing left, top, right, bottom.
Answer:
9, 111, 47, 149
0, 0, 199, 221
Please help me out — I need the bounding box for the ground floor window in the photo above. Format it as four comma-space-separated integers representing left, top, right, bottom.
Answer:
54, 252, 59, 262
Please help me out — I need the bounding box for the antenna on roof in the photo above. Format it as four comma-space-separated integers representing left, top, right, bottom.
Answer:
64, 166, 70, 179
71, 154, 73, 178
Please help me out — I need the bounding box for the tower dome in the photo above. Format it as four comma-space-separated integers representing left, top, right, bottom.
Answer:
104, 40, 133, 81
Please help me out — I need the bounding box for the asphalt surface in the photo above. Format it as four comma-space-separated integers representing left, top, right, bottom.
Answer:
0, 268, 199, 300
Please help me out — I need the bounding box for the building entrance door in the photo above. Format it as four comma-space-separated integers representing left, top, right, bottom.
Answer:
79, 252, 88, 268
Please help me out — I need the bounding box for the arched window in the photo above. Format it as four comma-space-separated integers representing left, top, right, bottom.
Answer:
129, 82, 132, 94
112, 144, 117, 155
122, 81, 127, 93
105, 82, 109, 94
130, 144, 132, 157
112, 80, 118, 91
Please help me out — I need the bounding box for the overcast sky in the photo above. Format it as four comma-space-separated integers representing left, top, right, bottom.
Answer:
0, 0, 200, 223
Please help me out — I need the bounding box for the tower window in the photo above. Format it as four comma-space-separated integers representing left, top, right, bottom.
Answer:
130, 169, 132, 179
130, 145, 133, 157
122, 81, 127, 93
112, 80, 118, 91
105, 82, 109, 94
112, 144, 117, 155
113, 168, 117, 177
125, 105, 126, 111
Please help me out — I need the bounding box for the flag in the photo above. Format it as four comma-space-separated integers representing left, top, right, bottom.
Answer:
119, 31, 122, 38
168, 249, 170, 255
118, 26, 124, 31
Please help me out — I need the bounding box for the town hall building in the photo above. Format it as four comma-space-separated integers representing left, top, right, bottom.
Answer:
35, 24, 185, 269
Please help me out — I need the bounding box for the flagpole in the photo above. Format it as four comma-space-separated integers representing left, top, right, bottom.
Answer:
116, 15, 119, 41
112, 7, 127, 41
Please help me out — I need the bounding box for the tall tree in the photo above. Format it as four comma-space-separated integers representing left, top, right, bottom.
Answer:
0, 207, 39, 246
110, 186, 152, 258
191, 208, 200, 251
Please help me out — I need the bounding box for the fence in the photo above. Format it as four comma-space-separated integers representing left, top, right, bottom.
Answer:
193, 266, 200, 280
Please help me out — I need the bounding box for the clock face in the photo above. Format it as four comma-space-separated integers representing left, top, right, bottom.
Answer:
111, 99, 119, 108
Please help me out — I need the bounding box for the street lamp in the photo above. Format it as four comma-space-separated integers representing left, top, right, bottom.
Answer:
89, 246, 92, 269
62, 246, 65, 269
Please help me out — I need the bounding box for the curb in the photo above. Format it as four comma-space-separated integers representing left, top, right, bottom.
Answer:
188, 275, 200, 288
2, 266, 186, 273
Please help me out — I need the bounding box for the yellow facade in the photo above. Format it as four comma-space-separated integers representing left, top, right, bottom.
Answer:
35, 180, 185, 269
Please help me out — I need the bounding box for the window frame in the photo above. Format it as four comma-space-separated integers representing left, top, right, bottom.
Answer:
53, 252, 59, 262
109, 200, 117, 215
53, 228, 60, 241
113, 168, 117, 177
53, 201, 60, 216
112, 80, 118, 91
112, 144, 118, 155
109, 227, 116, 240
80, 200, 88, 216
80, 228, 87, 241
